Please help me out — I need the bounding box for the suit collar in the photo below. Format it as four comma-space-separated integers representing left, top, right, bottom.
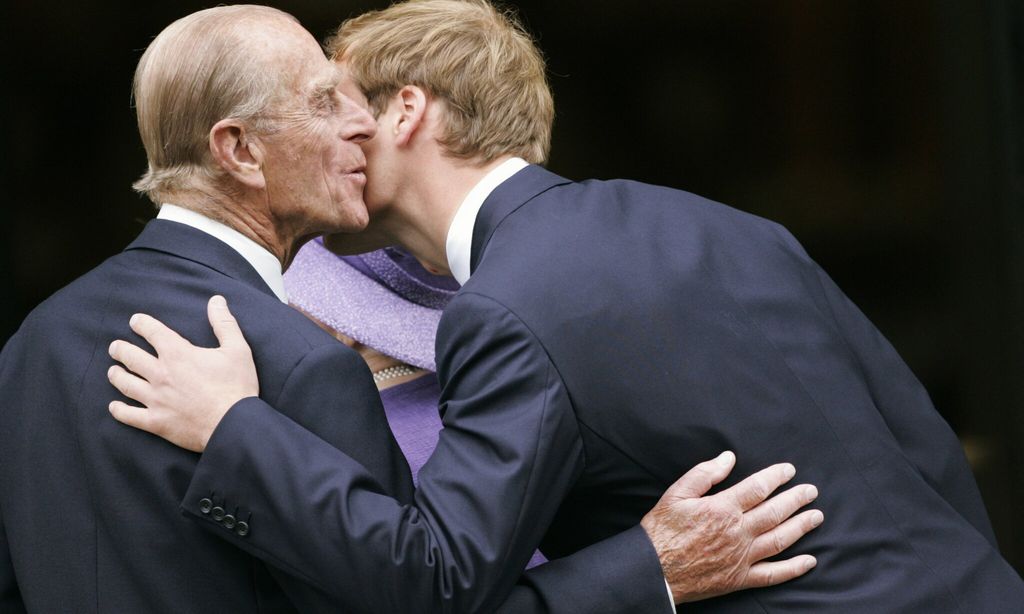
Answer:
469, 164, 572, 275
125, 219, 279, 300
156, 204, 287, 302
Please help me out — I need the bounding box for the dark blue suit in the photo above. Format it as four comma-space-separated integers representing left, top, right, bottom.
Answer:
0, 220, 413, 612
183, 166, 1024, 612
1, 217, 650, 613
454, 166, 1024, 610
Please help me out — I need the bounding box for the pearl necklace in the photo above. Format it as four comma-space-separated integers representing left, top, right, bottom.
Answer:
373, 364, 418, 383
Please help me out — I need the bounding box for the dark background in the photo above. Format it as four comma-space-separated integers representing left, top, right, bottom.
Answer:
3, 1, 1022, 574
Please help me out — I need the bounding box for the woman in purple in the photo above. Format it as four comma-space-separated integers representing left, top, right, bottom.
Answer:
283, 239, 546, 568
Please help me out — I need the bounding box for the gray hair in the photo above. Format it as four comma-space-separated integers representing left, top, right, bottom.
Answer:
132, 5, 296, 204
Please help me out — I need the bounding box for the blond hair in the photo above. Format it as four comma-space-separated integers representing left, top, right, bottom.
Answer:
132, 5, 296, 204
327, 0, 553, 164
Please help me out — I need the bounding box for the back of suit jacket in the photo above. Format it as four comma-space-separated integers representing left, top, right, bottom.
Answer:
0, 219, 411, 613
445, 165, 1023, 611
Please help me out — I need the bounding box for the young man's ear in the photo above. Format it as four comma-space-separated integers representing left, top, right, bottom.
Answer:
209, 119, 266, 189
391, 85, 429, 147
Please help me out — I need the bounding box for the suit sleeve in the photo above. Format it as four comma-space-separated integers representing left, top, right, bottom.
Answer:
496, 525, 672, 613
0, 340, 26, 613
800, 244, 996, 544
182, 292, 671, 613
0, 494, 25, 613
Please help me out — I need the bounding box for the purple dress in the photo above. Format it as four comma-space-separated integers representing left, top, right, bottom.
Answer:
379, 374, 547, 569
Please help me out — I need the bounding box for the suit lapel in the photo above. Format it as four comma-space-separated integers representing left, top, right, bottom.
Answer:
125, 219, 279, 300
469, 165, 572, 275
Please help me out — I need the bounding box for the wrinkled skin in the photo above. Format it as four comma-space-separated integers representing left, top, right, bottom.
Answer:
641, 451, 822, 603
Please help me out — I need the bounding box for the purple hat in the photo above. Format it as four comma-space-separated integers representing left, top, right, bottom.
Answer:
283, 239, 460, 371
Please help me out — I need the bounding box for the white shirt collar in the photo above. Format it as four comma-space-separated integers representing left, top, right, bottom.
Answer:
445, 157, 529, 285
157, 203, 288, 303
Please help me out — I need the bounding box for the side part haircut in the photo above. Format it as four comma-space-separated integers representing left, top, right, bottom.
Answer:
328, 0, 553, 164
132, 5, 296, 204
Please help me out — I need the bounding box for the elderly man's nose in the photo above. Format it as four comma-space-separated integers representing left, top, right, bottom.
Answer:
342, 98, 377, 142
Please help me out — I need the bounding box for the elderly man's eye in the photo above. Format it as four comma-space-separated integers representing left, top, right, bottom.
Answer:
310, 88, 338, 116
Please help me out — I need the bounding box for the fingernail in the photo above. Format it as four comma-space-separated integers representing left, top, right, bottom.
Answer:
805, 556, 817, 570
805, 485, 818, 500
108, 341, 118, 356
811, 511, 824, 527
783, 464, 796, 479
106, 365, 116, 380
130, 314, 140, 327
211, 295, 226, 307
717, 451, 735, 467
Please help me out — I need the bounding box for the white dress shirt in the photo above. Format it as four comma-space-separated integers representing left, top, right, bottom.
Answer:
157, 204, 288, 303
443, 162, 678, 612
445, 157, 529, 284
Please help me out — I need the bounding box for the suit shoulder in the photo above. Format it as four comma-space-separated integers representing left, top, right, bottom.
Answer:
15, 251, 132, 330
564, 177, 811, 258
569, 178, 777, 223
438, 290, 522, 332
18, 247, 343, 367
495, 176, 807, 261
211, 286, 349, 363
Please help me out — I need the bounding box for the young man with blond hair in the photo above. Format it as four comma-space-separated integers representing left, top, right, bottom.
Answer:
109, 0, 1024, 611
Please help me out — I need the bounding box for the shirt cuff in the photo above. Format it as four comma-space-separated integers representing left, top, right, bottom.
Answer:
665, 577, 678, 612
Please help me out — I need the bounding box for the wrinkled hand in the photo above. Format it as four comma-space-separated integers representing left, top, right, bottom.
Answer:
641, 451, 822, 603
107, 295, 259, 452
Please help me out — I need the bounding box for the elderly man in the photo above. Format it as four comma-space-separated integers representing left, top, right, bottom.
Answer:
0, 6, 389, 612
108, 0, 1024, 611
1, 4, 819, 613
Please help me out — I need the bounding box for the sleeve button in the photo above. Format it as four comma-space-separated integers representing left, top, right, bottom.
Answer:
223, 514, 236, 530
235, 521, 250, 537
211, 506, 226, 522
199, 498, 213, 514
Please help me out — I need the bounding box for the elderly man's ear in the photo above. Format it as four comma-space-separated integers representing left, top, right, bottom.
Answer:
209, 120, 266, 189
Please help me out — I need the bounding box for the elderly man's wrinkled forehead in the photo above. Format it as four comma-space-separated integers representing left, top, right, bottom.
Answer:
245, 13, 338, 97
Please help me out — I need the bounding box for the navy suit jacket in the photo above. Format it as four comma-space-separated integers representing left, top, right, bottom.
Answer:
0, 219, 414, 612
1, 217, 653, 613
183, 166, 1024, 612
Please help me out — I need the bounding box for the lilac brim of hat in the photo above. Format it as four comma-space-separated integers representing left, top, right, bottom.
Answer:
283, 239, 459, 372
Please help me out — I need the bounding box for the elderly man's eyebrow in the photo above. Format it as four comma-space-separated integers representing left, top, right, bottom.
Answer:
311, 82, 336, 99
309, 76, 342, 108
